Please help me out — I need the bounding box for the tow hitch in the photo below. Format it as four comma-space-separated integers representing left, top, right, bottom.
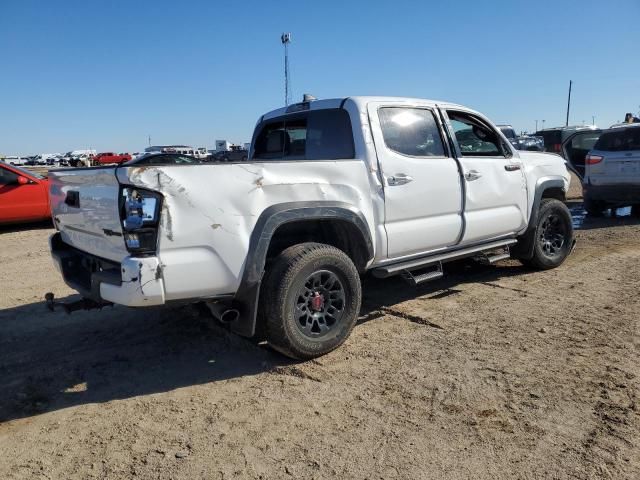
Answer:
45, 292, 113, 314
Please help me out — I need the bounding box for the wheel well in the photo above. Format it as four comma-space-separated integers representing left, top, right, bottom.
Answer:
266, 219, 371, 272
541, 187, 566, 202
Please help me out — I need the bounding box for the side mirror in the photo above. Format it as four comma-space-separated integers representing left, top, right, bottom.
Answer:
17, 176, 30, 185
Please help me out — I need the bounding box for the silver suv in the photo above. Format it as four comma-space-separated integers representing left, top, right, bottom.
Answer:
583, 124, 640, 215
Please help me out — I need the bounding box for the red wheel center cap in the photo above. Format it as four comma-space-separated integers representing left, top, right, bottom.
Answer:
311, 293, 324, 311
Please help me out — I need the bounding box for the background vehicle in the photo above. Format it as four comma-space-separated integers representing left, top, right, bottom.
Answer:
4, 156, 29, 166
497, 125, 544, 151
581, 124, 640, 215
93, 152, 132, 165
561, 128, 603, 178
215, 145, 248, 161
48, 96, 573, 359
535, 125, 598, 154
0, 163, 50, 225
145, 145, 207, 158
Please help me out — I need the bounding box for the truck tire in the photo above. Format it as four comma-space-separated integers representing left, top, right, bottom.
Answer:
521, 198, 574, 270
260, 242, 361, 359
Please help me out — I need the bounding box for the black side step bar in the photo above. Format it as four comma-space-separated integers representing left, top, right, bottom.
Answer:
372, 239, 518, 279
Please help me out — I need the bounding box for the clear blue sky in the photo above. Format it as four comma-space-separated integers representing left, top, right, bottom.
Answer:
1, 0, 638, 155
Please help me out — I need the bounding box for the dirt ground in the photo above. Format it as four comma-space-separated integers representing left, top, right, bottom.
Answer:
1, 196, 639, 479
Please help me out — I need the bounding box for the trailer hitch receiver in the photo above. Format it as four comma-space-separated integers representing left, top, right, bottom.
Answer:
45, 292, 113, 314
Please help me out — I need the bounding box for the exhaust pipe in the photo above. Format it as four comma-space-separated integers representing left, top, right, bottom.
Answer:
206, 302, 240, 324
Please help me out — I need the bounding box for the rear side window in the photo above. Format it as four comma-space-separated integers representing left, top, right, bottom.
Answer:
378, 107, 445, 157
0, 167, 19, 185
252, 109, 355, 161
594, 128, 640, 152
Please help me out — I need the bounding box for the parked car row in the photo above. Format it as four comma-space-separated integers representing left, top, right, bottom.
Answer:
497, 125, 544, 152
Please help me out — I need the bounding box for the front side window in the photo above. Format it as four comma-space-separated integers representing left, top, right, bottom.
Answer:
447, 111, 506, 157
252, 109, 355, 161
378, 107, 446, 157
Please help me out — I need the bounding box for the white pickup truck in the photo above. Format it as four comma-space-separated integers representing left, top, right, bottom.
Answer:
48, 96, 574, 359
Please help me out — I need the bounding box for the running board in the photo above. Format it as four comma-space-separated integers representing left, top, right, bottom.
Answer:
372, 239, 518, 279
475, 247, 512, 265
401, 263, 444, 286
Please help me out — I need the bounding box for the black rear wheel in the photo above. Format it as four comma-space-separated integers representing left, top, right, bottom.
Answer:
260, 243, 361, 359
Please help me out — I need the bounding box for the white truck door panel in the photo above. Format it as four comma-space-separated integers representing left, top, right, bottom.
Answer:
368, 102, 463, 258
443, 109, 527, 244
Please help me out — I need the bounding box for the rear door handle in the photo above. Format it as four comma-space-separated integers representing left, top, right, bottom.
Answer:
504, 164, 522, 171
387, 173, 413, 186
464, 170, 482, 181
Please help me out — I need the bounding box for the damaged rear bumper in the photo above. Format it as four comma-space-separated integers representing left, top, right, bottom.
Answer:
49, 232, 165, 307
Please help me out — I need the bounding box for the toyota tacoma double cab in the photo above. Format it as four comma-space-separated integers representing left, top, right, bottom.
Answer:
48, 96, 574, 359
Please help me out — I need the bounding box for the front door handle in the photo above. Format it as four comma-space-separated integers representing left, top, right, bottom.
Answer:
504, 164, 522, 171
387, 173, 414, 186
464, 170, 482, 181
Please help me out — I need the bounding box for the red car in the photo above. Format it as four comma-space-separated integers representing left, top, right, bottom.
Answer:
0, 162, 51, 225
94, 152, 132, 165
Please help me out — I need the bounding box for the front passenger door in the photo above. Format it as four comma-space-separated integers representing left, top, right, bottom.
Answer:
442, 109, 528, 245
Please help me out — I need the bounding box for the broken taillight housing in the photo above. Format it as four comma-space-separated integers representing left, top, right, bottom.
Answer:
120, 187, 162, 254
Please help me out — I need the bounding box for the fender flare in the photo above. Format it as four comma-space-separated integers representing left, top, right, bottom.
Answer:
229, 201, 374, 337
512, 177, 567, 260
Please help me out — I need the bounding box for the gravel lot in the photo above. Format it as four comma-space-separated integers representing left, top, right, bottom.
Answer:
1, 197, 638, 479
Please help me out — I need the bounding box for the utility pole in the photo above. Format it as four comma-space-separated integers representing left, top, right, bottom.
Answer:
535, 120, 538, 132
281, 33, 292, 106
148, 135, 151, 147
566, 80, 572, 127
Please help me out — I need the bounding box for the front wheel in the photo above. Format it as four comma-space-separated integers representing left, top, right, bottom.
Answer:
260, 243, 362, 359
520, 198, 574, 270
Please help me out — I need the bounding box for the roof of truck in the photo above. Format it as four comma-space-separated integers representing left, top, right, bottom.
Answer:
261, 96, 467, 121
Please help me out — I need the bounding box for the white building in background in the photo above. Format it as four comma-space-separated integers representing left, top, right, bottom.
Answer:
215, 140, 232, 152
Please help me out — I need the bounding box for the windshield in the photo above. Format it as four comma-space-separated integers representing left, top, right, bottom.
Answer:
6, 163, 45, 179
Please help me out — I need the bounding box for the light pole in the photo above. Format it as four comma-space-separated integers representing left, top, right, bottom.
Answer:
535, 120, 538, 132
281, 33, 292, 106
592, 116, 595, 126
542, 119, 546, 130
565, 80, 572, 127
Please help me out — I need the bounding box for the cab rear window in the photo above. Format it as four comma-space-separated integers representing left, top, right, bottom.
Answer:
594, 128, 640, 152
252, 109, 355, 161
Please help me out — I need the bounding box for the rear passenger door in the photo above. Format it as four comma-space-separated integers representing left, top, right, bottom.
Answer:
562, 129, 602, 178
368, 102, 463, 258
442, 109, 528, 245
